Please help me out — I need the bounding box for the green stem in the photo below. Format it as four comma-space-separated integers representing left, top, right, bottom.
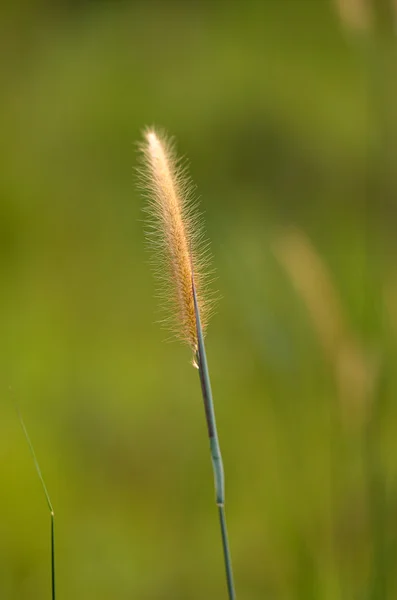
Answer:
365, 3, 394, 597
192, 283, 236, 600
13, 397, 56, 600
51, 514, 56, 600
218, 505, 235, 600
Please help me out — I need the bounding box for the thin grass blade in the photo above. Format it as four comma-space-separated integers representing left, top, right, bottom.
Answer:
12, 394, 56, 600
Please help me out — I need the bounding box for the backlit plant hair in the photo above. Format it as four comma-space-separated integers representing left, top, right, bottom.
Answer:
138, 128, 236, 599
139, 128, 214, 351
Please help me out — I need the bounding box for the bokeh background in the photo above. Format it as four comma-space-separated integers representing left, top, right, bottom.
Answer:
1, 0, 397, 598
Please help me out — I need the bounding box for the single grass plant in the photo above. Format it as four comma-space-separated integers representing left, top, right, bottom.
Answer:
138, 128, 236, 599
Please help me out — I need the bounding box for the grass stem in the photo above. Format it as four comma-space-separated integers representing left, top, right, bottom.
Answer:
193, 283, 236, 600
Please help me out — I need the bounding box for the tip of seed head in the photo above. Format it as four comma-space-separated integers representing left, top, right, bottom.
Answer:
146, 130, 159, 145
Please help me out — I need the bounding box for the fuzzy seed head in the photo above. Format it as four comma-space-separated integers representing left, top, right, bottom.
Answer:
138, 128, 215, 350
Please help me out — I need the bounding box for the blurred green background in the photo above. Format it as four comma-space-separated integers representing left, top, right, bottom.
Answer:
1, 0, 397, 598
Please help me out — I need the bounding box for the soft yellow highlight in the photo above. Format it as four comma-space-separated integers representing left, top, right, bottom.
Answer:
333, 0, 371, 31
139, 128, 213, 350
274, 227, 378, 429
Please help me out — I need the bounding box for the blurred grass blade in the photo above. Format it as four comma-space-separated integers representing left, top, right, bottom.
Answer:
12, 395, 56, 600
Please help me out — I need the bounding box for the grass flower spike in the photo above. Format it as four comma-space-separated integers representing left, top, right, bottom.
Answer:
139, 128, 236, 599
140, 128, 213, 353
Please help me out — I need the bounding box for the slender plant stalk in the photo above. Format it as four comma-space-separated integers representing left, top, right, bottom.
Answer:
337, 2, 395, 596
13, 399, 56, 600
192, 283, 236, 600
139, 128, 236, 598
364, 5, 393, 595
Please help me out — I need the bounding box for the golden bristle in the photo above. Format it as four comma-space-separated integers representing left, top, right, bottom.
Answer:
139, 128, 214, 350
